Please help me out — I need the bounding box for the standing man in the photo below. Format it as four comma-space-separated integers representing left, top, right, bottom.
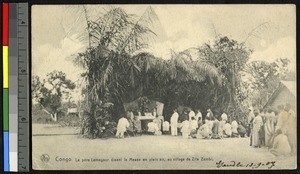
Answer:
195, 109, 203, 128
278, 103, 297, 155
276, 104, 291, 133
170, 109, 179, 136
264, 108, 276, 147
252, 109, 263, 148
206, 108, 214, 120
221, 112, 228, 122
189, 109, 196, 121
247, 107, 255, 137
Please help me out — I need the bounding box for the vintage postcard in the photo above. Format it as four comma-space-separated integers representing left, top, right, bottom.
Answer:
31, 4, 296, 170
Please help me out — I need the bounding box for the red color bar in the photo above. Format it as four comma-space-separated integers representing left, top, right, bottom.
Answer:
3, 3, 9, 46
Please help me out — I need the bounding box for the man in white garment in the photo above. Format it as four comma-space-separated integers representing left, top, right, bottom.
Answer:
206, 109, 213, 120
195, 109, 202, 127
189, 109, 196, 121
170, 109, 179, 136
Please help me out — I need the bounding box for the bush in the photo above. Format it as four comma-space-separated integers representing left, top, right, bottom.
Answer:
32, 104, 81, 127
80, 110, 117, 139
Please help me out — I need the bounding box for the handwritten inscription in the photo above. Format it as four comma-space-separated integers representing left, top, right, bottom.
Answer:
216, 160, 276, 169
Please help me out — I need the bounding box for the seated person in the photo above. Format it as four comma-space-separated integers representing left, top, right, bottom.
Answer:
125, 112, 135, 137
269, 129, 291, 156
223, 122, 232, 138
231, 119, 239, 138
162, 121, 170, 134
133, 116, 142, 135
181, 118, 190, 139
198, 120, 211, 139
211, 117, 221, 139
189, 117, 198, 138
205, 118, 214, 135
237, 121, 247, 137
116, 116, 130, 138
147, 121, 160, 135
153, 115, 162, 131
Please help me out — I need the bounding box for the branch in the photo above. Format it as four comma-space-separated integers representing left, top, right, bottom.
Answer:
82, 5, 91, 47
243, 22, 269, 43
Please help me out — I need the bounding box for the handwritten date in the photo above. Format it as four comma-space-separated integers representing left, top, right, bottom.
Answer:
216, 160, 276, 169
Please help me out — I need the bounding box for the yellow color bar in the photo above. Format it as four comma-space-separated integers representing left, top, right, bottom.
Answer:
3, 46, 9, 88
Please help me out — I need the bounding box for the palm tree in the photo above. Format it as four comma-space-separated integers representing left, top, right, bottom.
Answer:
75, 6, 226, 138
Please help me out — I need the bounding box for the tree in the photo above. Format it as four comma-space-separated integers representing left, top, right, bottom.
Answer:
196, 36, 251, 119
32, 71, 76, 121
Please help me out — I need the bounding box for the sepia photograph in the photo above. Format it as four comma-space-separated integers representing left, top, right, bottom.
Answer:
31, 4, 296, 170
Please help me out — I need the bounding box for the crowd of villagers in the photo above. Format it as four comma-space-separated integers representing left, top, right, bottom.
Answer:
116, 108, 248, 139
248, 103, 296, 157
115, 102, 296, 157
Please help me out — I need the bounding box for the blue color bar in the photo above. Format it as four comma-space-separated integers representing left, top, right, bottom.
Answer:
4, 131, 10, 171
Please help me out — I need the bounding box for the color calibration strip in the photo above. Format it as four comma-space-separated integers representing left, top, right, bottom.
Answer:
3, 2, 10, 172
3, 2, 29, 172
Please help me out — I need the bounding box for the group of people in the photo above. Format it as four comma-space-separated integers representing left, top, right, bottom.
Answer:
116, 107, 248, 140
169, 109, 247, 139
115, 104, 296, 157
248, 103, 296, 156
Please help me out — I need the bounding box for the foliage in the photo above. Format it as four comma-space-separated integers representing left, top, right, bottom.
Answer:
74, 7, 294, 138
32, 71, 76, 121
75, 7, 226, 138
196, 36, 251, 118
80, 110, 117, 139
32, 103, 80, 127
245, 58, 292, 108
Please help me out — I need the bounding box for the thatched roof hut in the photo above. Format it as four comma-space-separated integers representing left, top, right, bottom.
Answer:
263, 81, 296, 110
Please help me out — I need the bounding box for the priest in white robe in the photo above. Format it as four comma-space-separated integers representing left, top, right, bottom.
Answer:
170, 109, 179, 136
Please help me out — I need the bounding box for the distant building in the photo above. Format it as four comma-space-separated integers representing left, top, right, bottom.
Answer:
263, 81, 296, 110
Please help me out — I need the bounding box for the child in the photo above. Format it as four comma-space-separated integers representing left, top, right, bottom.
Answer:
181, 118, 190, 139
116, 116, 130, 138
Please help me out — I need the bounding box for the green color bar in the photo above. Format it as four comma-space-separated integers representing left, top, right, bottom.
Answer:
3, 88, 9, 130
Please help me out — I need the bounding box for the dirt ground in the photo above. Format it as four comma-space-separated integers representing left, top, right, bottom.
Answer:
32, 124, 296, 170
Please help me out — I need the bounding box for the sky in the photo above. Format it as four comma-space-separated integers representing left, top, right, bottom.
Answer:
32, 4, 296, 84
